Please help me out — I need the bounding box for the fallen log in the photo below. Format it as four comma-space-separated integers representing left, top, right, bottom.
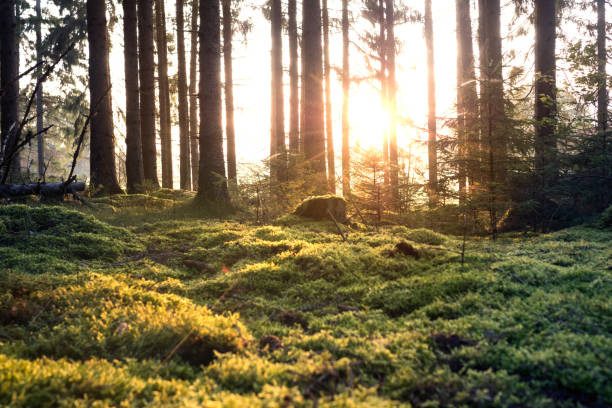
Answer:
0, 181, 86, 199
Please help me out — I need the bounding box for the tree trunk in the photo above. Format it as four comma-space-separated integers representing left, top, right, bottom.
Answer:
323, 0, 335, 193
177, 0, 192, 190
385, 0, 398, 207
36, 0, 45, 179
189, 0, 199, 188
288, 0, 299, 155
223, 0, 237, 184
424, 0, 437, 207
123, 0, 145, 193
379, 0, 388, 188
197, 0, 229, 202
455, 0, 478, 196
155, 0, 173, 189
0, 181, 86, 199
597, 0, 607, 151
533, 0, 556, 184
341, 0, 350, 197
302, 0, 326, 190
138, 0, 159, 187
270, 0, 286, 185
87, 0, 122, 194
0, 0, 20, 183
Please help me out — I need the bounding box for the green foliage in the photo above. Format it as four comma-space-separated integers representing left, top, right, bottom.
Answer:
598, 205, 612, 229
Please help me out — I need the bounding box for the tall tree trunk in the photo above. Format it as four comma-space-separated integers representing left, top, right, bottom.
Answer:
124, 0, 145, 193
0, 0, 20, 182
87, 0, 122, 194
155, 0, 173, 188
138, 0, 159, 187
341, 0, 350, 197
533, 0, 557, 184
288, 0, 299, 156
177, 0, 191, 190
455, 0, 478, 196
385, 0, 398, 207
379, 0, 388, 187
424, 0, 437, 207
223, 0, 237, 184
36, 0, 45, 179
189, 0, 199, 188
302, 0, 326, 190
197, 0, 229, 201
597, 0, 607, 151
270, 0, 286, 185
322, 0, 335, 193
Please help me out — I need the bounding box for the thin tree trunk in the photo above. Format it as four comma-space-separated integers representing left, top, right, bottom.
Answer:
534, 0, 557, 184
270, 0, 286, 185
189, 0, 199, 188
0, 0, 20, 182
223, 0, 237, 184
597, 0, 607, 151
124, 0, 145, 193
155, 0, 173, 188
197, 0, 229, 201
424, 0, 437, 207
36, 0, 44, 179
341, 0, 350, 197
385, 0, 397, 207
302, 0, 326, 190
87, 0, 122, 194
379, 0, 388, 188
455, 0, 477, 197
322, 0, 335, 193
177, 0, 191, 190
138, 0, 159, 187
288, 0, 299, 155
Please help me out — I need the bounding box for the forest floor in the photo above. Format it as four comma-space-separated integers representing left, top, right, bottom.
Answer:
0, 190, 610, 407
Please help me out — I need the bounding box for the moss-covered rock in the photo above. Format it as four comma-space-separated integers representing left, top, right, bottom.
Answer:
293, 195, 347, 223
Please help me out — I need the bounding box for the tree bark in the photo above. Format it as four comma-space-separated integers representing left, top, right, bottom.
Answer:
270, 0, 286, 185
177, 0, 192, 190
455, 0, 478, 196
87, 0, 122, 194
379, 0, 388, 187
322, 0, 335, 193
341, 0, 350, 197
223, 0, 237, 184
385, 0, 398, 207
138, 0, 159, 187
189, 0, 200, 188
424, 0, 437, 207
36, 0, 45, 179
0, 181, 85, 198
124, 0, 145, 193
155, 0, 173, 189
197, 0, 229, 201
288, 0, 299, 154
597, 0, 607, 151
0, 0, 20, 183
533, 0, 557, 184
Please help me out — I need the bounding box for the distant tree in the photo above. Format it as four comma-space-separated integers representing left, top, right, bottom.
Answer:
86, 0, 122, 194
189, 0, 199, 187
155, 0, 173, 188
0, 0, 20, 182
138, 0, 159, 187
177, 0, 192, 190
322, 0, 335, 193
385, 0, 398, 207
302, 0, 326, 191
288, 0, 299, 154
379, 0, 388, 187
270, 0, 286, 185
35, 0, 45, 179
197, 0, 229, 201
534, 0, 557, 185
123, 0, 145, 193
596, 0, 606, 150
424, 0, 437, 207
341, 0, 350, 197
222, 0, 237, 184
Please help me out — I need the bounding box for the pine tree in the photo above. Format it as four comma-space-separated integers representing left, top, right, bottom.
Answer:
288, 0, 300, 154
35, 0, 45, 179
223, 0, 237, 184
270, 0, 286, 185
189, 0, 200, 187
385, 0, 398, 207
155, 0, 173, 188
424, 0, 437, 207
341, 0, 351, 197
177, 0, 192, 190
322, 0, 335, 193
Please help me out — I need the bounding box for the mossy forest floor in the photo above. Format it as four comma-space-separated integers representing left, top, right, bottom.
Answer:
0, 190, 610, 407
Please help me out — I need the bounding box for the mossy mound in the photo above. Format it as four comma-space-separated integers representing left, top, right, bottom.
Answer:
293, 195, 347, 223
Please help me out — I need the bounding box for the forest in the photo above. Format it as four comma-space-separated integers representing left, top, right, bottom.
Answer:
0, 0, 611, 406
